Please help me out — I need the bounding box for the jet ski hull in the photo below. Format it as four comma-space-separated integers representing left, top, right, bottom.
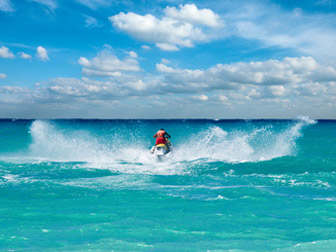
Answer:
150, 140, 173, 160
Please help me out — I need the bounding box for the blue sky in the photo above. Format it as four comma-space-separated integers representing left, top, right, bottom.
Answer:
1, 0, 336, 118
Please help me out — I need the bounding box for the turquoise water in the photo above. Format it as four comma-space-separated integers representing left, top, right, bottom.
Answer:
1, 118, 336, 251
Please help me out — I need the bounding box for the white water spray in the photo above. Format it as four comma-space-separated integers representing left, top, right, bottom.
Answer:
22, 118, 317, 174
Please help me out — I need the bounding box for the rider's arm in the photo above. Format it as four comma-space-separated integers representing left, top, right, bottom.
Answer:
153, 133, 158, 138
165, 132, 171, 138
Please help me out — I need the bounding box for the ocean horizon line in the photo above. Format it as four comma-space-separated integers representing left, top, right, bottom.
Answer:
0, 117, 335, 121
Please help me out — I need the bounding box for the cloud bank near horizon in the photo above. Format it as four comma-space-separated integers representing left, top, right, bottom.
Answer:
1, 50, 336, 118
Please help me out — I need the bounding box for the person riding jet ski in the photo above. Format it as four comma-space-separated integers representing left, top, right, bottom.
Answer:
150, 128, 172, 156
153, 128, 171, 146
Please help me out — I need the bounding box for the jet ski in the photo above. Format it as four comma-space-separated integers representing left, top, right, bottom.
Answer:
150, 138, 173, 160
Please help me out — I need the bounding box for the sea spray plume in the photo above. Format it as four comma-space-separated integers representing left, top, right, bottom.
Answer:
28, 120, 153, 164
172, 117, 316, 163
265, 116, 317, 160
27, 120, 188, 175
172, 126, 254, 162
296, 115, 317, 125
243, 116, 317, 161
29, 120, 106, 162
26, 118, 317, 174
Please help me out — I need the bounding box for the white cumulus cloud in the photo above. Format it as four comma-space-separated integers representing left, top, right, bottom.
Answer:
156, 43, 179, 51
0, 73, 6, 79
164, 4, 222, 27
109, 4, 222, 51
192, 94, 209, 101
267, 86, 286, 97
38, 75, 155, 101
156, 56, 336, 97
18, 52, 32, 59
128, 51, 137, 58
141, 45, 151, 50
0, 46, 15, 59
36, 46, 49, 61
78, 49, 141, 77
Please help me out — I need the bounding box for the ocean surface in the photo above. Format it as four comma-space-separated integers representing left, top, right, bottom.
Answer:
1, 117, 336, 251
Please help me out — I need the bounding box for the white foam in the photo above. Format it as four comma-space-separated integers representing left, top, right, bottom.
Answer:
0, 173, 35, 185
2, 174, 19, 182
